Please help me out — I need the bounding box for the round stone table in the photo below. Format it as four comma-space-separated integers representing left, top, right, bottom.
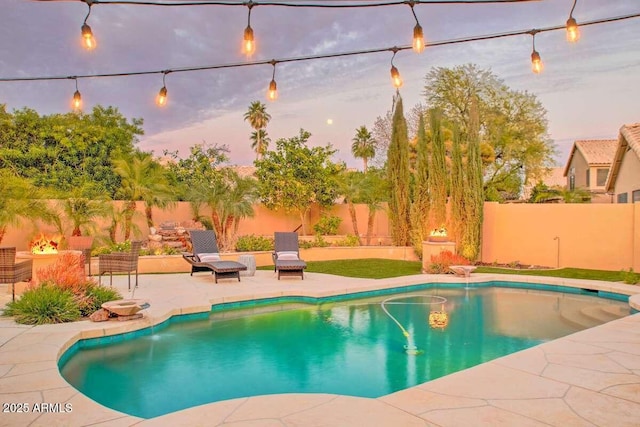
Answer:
237, 254, 256, 277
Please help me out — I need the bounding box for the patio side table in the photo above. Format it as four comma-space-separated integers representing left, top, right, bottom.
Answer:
238, 254, 256, 277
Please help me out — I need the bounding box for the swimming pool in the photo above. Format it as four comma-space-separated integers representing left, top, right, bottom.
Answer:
59, 283, 630, 418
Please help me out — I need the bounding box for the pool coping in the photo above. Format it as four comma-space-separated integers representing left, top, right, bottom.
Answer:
1, 271, 639, 426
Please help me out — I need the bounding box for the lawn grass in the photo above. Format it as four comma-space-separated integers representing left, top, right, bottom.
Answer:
261, 259, 638, 283
474, 267, 628, 282
259, 258, 423, 279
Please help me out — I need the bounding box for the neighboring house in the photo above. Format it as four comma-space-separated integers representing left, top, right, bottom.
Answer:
521, 167, 566, 200
605, 123, 640, 203
563, 139, 618, 203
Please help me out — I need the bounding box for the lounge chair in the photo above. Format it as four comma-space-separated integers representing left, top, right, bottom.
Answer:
272, 232, 307, 280
182, 230, 247, 283
0, 247, 33, 301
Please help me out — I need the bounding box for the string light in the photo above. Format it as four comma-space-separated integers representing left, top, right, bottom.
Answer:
566, 0, 580, 43
81, 0, 97, 51
71, 78, 82, 111
267, 60, 278, 101
409, 2, 425, 53
243, 2, 256, 56
529, 30, 543, 74
156, 71, 169, 107
3, 11, 639, 101
390, 48, 403, 88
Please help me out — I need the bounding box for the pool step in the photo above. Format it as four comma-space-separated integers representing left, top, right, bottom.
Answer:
560, 308, 601, 330
580, 305, 628, 323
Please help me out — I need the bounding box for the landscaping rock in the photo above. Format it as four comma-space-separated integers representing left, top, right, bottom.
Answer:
89, 308, 110, 322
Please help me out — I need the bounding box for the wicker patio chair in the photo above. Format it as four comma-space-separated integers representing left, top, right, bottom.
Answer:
272, 232, 307, 280
0, 247, 33, 301
98, 241, 142, 290
181, 230, 247, 283
68, 235, 94, 276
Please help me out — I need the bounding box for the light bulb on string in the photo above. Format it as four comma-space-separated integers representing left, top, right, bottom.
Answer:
409, 2, 425, 53
566, 0, 580, 43
243, 2, 256, 56
529, 31, 543, 74
71, 78, 82, 111
81, 0, 97, 51
267, 60, 278, 101
156, 71, 169, 107
389, 48, 403, 88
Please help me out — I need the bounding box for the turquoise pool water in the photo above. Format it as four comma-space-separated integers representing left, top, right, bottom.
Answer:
59, 284, 630, 418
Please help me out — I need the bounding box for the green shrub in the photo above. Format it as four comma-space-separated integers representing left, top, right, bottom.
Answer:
334, 234, 360, 247
621, 268, 640, 285
235, 234, 274, 252
92, 241, 132, 256
80, 285, 123, 316
313, 215, 342, 235
4, 285, 81, 325
140, 245, 181, 256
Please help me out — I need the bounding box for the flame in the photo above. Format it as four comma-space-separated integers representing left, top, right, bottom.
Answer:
30, 234, 61, 255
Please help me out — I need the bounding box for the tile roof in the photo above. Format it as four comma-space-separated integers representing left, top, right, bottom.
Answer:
574, 139, 618, 165
605, 122, 640, 192
620, 122, 640, 158
563, 139, 617, 177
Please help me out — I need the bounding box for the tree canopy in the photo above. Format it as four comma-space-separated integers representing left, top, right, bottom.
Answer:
0, 104, 143, 198
255, 129, 343, 235
424, 64, 556, 201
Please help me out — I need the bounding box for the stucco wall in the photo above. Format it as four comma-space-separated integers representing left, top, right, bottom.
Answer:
481, 201, 638, 271
3, 200, 638, 272
613, 150, 640, 202
569, 150, 589, 189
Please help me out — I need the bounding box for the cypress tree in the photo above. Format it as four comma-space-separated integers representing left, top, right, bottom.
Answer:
410, 112, 430, 255
450, 126, 465, 249
428, 109, 448, 232
387, 95, 411, 246
461, 98, 484, 260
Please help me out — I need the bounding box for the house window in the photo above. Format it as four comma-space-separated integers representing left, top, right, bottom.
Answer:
596, 168, 609, 186
617, 193, 628, 203
586, 170, 590, 187
569, 168, 575, 190
633, 190, 640, 203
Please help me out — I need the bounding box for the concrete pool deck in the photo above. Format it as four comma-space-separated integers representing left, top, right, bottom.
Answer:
1, 270, 639, 426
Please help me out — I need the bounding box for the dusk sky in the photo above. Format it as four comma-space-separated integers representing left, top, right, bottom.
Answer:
1, 0, 639, 168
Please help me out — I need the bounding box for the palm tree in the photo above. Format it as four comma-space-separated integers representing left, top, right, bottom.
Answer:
337, 170, 363, 244
0, 170, 55, 244
113, 153, 176, 240
358, 169, 388, 245
250, 129, 271, 160
58, 185, 113, 237
244, 101, 272, 160
351, 125, 376, 172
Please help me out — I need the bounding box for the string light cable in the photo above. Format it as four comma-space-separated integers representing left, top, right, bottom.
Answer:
1, 11, 639, 93
33, 0, 546, 8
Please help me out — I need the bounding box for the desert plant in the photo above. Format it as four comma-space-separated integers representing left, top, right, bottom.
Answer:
36, 252, 91, 295
81, 285, 123, 316
334, 234, 360, 247
313, 215, 342, 235
426, 250, 470, 274
235, 235, 274, 252
621, 268, 640, 285
4, 285, 80, 325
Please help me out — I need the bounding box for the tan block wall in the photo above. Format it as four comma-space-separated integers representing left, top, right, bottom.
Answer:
481, 201, 639, 271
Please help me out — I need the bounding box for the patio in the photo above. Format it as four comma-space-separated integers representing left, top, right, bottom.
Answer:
1, 271, 639, 426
